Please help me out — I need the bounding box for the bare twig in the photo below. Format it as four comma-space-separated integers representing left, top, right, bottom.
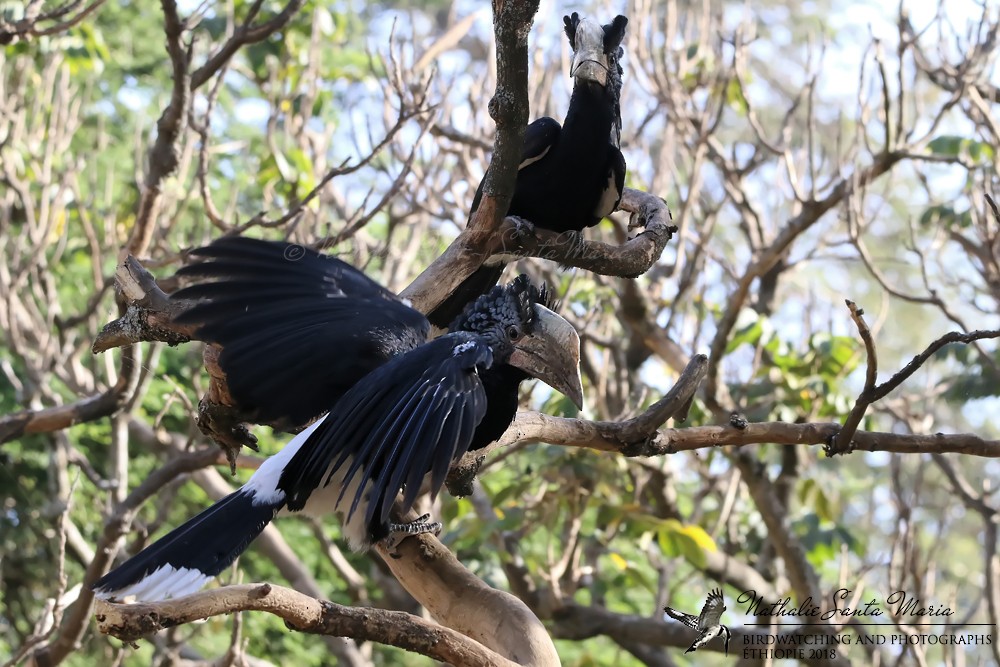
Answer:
398, 0, 540, 314
190, 0, 307, 90
830, 300, 878, 454
830, 313, 1000, 455
0, 0, 106, 44
128, 0, 191, 257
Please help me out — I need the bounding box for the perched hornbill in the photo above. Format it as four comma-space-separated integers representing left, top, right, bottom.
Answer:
92, 237, 582, 602
427, 12, 629, 328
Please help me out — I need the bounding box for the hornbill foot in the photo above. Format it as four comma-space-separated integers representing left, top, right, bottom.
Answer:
729, 412, 749, 430
497, 216, 536, 257
822, 429, 855, 457
196, 400, 260, 474
508, 215, 536, 241
384, 514, 442, 558
628, 201, 658, 231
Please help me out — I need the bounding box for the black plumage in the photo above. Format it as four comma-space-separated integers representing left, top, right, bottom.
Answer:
173, 239, 430, 428
428, 13, 629, 328
93, 237, 582, 602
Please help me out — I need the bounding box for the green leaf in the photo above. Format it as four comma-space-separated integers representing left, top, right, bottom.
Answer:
726, 309, 770, 353
927, 135, 965, 157
724, 78, 748, 115
926, 135, 996, 164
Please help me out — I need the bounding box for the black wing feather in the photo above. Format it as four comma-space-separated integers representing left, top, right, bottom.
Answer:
279, 334, 491, 533
468, 117, 561, 218
699, 588, 726, 627
172, 237, 430, 426
663, 607, 700, 630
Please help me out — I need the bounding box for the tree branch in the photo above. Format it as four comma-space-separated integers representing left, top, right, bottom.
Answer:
92, 253, 193, 353
448, 354, 707, 496
0, 0, 106, 44
95, 584, 520, 667
486, 188, 676, 277
495, 417, 1000, 458
704, 149, 906, 414
190, 0, 307, 90
830, 306, 1000, 454
399, 0, 540, 315
128, 0, 191, 258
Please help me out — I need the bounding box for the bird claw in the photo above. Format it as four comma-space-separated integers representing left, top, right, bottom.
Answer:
384, 514, 443, 558
496, 216, 537, 257
508, 216, 536, 240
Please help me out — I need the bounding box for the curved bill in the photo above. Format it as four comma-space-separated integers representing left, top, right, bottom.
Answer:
508, 304, 584, 409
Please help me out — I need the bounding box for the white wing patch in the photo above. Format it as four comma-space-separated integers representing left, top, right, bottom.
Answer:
94, 564, 211, 603
594, 168, 621, 219
244, 415, 328, 506
519, 145, 552, 170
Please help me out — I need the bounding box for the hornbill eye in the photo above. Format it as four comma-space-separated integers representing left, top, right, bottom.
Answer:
506, 325, 522, 341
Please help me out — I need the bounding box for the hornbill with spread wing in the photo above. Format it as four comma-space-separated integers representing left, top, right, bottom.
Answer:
92, 237, 582, 602
427, 12, 629, 328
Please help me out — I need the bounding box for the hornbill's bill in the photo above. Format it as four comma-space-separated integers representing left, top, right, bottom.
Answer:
92, 237, 582, 602
427, 12, 629, 328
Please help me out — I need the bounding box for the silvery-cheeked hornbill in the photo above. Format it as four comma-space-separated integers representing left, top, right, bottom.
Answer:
427, 12, 629, 328
92, 237, 582, 602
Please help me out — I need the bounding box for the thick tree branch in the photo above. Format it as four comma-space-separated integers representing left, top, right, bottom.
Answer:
95, 584, 519, 667
92, 254, 193, 353
485, 189, 676, 277
372, 534, 560, 666
494, 417, 1000, 458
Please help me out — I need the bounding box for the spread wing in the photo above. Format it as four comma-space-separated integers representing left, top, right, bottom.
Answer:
173, 237, 430, 427
663, 606, 700, 630
698, 588, 726, 628
278, 334, 491, 531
